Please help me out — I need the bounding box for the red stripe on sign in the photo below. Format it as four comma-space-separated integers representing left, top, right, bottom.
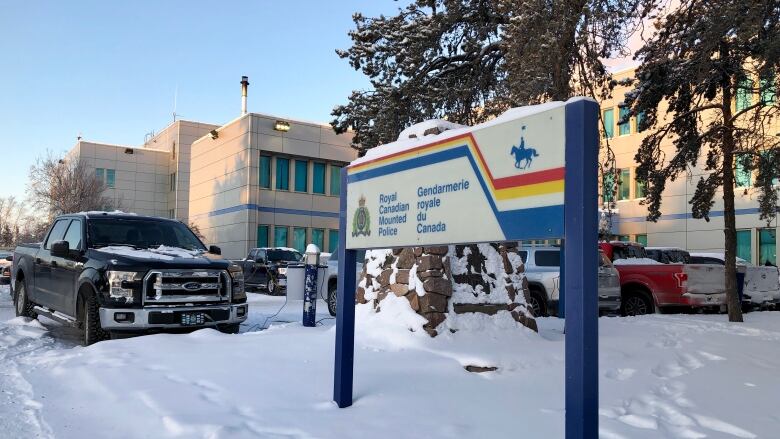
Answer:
492, 167, 566, 190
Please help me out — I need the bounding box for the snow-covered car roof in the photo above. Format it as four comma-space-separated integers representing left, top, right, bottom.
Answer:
646, 247, 687, 251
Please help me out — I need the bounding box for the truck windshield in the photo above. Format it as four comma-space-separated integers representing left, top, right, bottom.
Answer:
87, 218, 206, 251
267, 249, 302, 262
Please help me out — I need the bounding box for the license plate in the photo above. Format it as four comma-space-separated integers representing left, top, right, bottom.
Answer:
180, 312, 207, 326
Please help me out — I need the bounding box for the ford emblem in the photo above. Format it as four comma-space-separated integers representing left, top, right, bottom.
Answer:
182, 282, 202, 292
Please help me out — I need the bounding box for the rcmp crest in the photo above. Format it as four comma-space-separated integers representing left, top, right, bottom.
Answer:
352, 195, 371, 237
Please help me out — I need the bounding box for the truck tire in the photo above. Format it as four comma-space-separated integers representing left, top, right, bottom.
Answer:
14, 279, 37, 319
327, 282, 337, 317
218, 323, 240, 334
81, 294, 108, 346
622, 290, 654, 316
527, 286, 548, 317
266, 278, 278, 295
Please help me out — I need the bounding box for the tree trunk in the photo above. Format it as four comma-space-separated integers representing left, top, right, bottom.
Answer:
721, 71, 744, 323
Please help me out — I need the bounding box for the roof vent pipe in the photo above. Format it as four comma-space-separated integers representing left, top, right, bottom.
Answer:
241, 76, 249, 115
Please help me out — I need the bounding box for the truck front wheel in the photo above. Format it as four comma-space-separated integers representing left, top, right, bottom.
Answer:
14, 279, 37, 319
81, 294, 108, 346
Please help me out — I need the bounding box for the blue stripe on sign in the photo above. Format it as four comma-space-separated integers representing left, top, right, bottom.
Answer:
195, 204, 339, 219
618, 207, 761, 223
348, 145, 565, 240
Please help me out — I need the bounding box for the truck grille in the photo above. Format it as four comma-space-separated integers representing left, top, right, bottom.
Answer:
143, 270, 230, 304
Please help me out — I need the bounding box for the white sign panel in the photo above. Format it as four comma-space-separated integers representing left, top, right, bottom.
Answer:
345, 103, 568, 249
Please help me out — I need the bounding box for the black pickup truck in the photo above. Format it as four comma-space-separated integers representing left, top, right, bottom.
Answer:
234, 247, 302, 294
11, 212, 248, 345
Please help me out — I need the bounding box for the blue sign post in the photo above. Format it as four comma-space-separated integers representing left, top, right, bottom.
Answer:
333, 99, 599, 438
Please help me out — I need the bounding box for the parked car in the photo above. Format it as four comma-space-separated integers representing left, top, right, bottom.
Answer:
324, 247, 365, 317
646, 247, 690, 264
0, 251, 12, 285
689, 252, 780, 309
11, 212, 247, 345
234, 247, 303, 295
600, 242, 725, 315
519, 247, 621, 317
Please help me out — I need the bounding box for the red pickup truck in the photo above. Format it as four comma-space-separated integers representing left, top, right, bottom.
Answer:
599, 242, 724, 315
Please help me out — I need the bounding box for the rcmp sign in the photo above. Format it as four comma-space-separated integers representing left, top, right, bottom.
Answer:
345, 102, 568, 249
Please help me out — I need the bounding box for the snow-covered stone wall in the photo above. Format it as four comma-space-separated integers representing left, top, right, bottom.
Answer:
357, 243, 536, 337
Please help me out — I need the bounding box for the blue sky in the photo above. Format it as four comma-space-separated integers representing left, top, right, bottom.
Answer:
0, 0, 400, 200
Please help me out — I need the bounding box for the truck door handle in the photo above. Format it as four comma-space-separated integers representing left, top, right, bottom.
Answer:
35, 258, 42, 264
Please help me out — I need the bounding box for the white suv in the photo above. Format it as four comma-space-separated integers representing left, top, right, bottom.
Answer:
324, 248, 365, 316
520, 247, 621, 316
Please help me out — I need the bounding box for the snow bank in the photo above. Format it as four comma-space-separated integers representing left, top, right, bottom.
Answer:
397, 119, 466, 141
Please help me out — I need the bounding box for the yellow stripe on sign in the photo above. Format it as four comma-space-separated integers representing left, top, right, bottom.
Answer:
493, 180, 565, 200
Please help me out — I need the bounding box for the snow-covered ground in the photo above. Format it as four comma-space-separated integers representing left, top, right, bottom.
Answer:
0, 284, 778, 438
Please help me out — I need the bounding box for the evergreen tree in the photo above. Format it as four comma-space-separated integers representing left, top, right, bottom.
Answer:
332, 0, 656, 153
624, 0, 780, 322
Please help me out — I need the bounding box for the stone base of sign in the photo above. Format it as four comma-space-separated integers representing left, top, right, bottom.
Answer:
359, 243, 536, 336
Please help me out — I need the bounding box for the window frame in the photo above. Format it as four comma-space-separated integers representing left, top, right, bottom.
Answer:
602, 108, 614, 139
275, 157, 290, 191
259, 155, 272, 189
294, 159, 308, 192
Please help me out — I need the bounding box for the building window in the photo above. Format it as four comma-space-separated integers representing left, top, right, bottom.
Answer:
294, 160, 308, 192
328, 229, 339, 253
292, 227, 306, 253
330, 165, 342, 196
735, 153, 752, 187
274, 226, 288, 247
106, 169, 115, 188
617, 168, 630, 200
257, 225, 269, 248
259, 155, 272, 189
760, 151, 779, 185
736, 229, 752, 263
736, 77, 753, 112
618, 107, 630, 136
635, 174, 646, 198
758, 228, 776, 266
760, 71, 776, 105
636, 111, 645, 133
170, 172, 176, 191
602, 108, 614, 139
635, 234, 648, 246
312, 228, 324, 251
602, 171, 615, 203
276, 157, 290, 190
617, 235, 630, 242
313, 162, 326, 194
96, 168, 105, 184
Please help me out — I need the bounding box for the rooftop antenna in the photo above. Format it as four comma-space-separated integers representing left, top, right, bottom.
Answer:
172, 84, 179, 122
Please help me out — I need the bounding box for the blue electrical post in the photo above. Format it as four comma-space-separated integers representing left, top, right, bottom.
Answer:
334, 168, 357, 408
302, 244, 320, 327
564, 99, 600, 439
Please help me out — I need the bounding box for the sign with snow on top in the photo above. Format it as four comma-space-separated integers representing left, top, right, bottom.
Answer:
346, 99, 577, 249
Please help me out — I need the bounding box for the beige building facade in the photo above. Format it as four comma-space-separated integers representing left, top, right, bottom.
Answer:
188, 113, 356, 260
600, 68, 779, 265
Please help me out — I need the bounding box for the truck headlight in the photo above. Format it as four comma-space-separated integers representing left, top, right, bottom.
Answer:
107, 271, 142, 303
229, 269, 246, 301
278, 267, 287, 276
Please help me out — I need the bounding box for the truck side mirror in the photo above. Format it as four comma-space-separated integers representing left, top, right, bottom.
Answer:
208, 245, 221, 255
255, 256, 266, 264
4, 255, 12, 262
51, 240, 69, 258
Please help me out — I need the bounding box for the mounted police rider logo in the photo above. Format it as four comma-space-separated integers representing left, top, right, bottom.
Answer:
352, 195, 371, 237
510, 125, 539, 170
